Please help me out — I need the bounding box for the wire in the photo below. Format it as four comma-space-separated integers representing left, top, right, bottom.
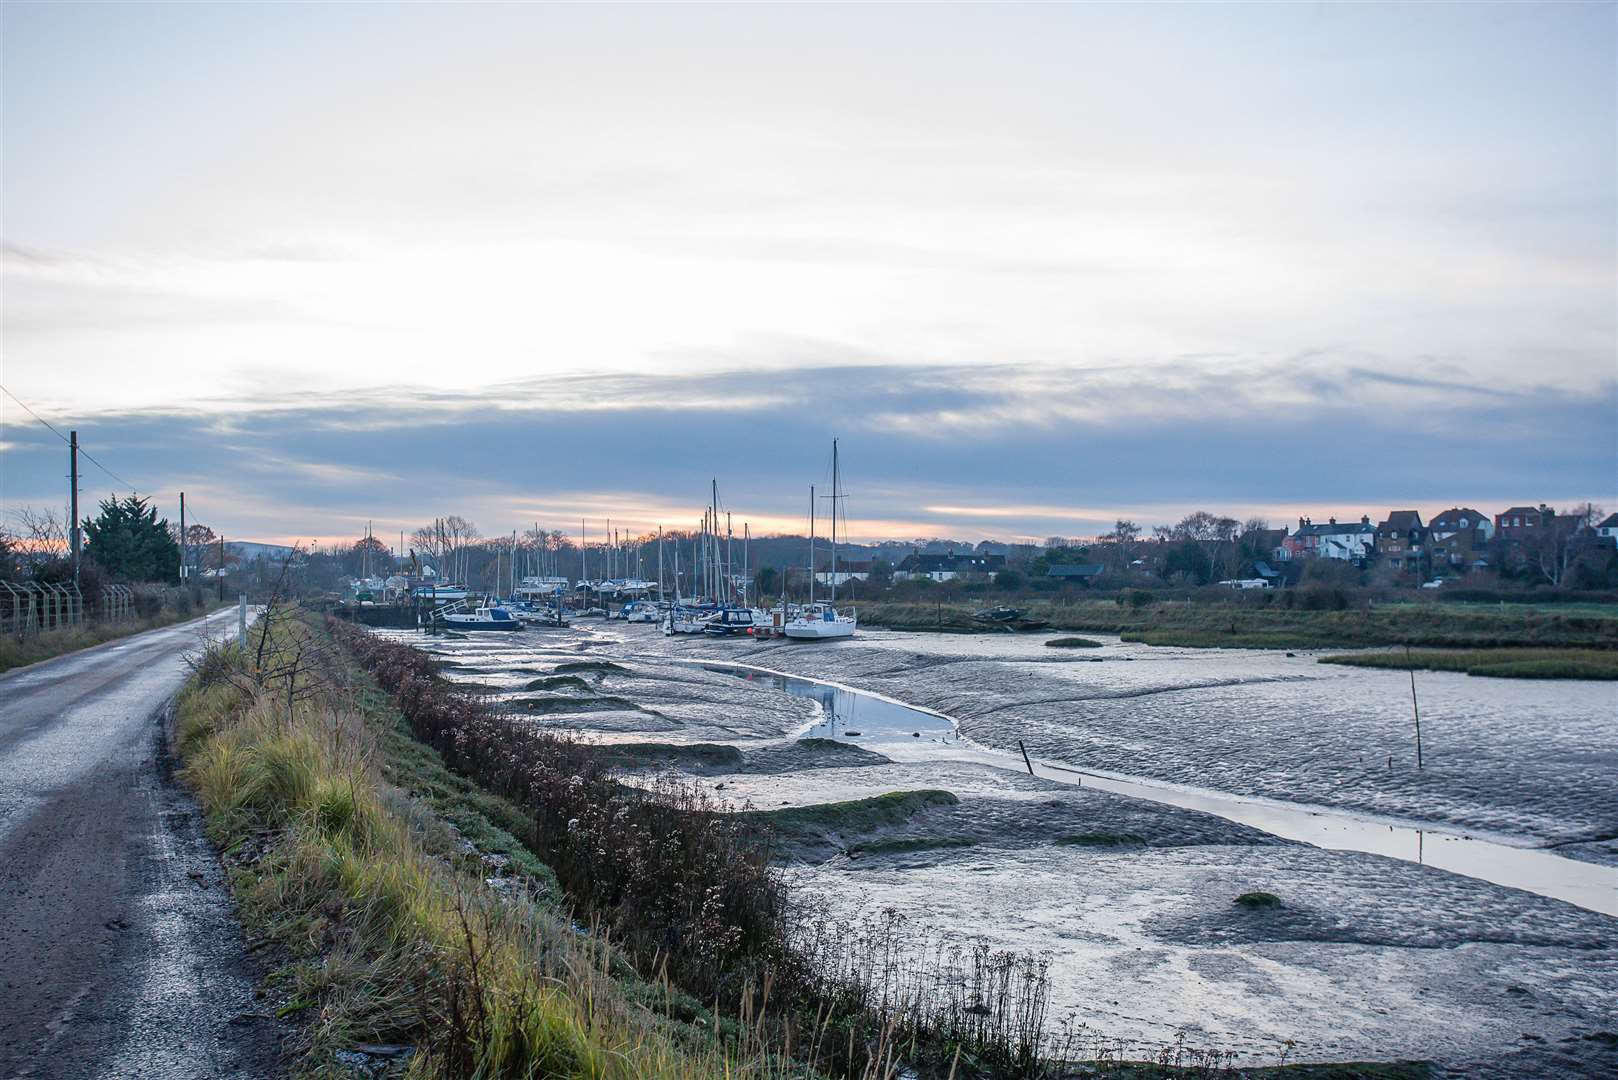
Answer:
0, 383, 140, 491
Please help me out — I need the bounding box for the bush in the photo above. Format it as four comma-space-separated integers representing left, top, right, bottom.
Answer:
327, 617, 789, 1000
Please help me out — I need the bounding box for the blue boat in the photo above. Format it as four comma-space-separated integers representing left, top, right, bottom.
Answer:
438, 605, 524, 631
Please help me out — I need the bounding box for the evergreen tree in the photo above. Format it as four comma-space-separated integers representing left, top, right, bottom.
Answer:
82, 494, 180, 582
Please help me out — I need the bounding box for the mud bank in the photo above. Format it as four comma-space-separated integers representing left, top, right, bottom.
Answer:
379, 625, 1618, 1075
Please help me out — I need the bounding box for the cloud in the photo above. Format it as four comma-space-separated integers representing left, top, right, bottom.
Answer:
2, 359, 1611, 544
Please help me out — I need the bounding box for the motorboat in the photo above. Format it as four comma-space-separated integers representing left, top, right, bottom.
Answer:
514, 576, 570, 602
703, 606, 765, 636
438, 605, 524, 631
784, 602, 856, 640
414, 583, 471, 602
621, 600, 661, 623
662, 605, 712, 635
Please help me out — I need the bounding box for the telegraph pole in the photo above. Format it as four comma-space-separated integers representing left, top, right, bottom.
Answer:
180, 491, 188, 584
69, 431, 81, 583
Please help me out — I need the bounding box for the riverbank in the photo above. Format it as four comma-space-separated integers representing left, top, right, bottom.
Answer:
387, 621, 1618, 1075
195, 608, 1362, 1078
1320, 648, 1618, 680
854, 600, 1618, 650
175, 609, 749, 1078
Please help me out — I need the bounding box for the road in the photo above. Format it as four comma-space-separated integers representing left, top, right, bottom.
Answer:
0, 610, 279, 1079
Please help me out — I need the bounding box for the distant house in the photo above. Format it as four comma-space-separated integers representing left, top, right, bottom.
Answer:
893, 550, 1006, 582
1495, 505, 1554, 539
1429, 508, 1493, 542
1047, 563, 1105, 585
1252, 560, 1282, 582
814, 560, 872, 586
1376, 510, 1427, 573
1596, 513, 1618, 547
1284, 516, 1376, 564
1428, 508, 1492, 569
1246, 528, 1290, 563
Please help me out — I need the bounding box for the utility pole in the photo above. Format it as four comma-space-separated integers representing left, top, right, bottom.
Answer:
69, 431, 81, 583
179, 491, 187, 584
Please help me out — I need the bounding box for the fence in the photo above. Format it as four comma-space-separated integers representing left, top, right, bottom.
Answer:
0, 582, 137, 638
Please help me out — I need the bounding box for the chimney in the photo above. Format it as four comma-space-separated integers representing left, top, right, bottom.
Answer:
1329, 517, 1337, 526
1298, 516, 1306, 530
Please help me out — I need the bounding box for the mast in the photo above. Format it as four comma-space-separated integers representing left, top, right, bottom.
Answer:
726, 511, 733, 605
808, 484, 815, 606
830, 439, 839, 605
657, 525, 665, 601
710, 479, 720, 605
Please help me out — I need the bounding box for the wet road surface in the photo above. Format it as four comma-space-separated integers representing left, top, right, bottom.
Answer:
0, 611, 278, 1079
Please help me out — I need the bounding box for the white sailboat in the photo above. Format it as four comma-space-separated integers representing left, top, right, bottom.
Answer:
785, 440, 856, 641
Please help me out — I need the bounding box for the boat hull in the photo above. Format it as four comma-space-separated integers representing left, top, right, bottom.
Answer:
784, 618, 856, 640
438, 619, 524, 631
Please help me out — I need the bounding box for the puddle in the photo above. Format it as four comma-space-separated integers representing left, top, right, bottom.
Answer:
704, 660, 1617, 917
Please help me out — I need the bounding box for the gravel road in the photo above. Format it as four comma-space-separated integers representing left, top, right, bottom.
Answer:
0, 610, 279, 1079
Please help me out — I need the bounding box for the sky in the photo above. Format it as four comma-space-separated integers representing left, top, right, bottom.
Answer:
2, 1, 1614, 547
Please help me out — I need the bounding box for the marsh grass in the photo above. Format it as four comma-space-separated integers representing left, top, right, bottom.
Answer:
1318, 648, 1618, 680
857, 601, 1618, 651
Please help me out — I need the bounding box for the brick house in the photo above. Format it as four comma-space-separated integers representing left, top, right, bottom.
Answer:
1376, 510, 1427, 573
1428, 508, 1493, 570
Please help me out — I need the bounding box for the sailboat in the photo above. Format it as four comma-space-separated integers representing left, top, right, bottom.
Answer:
785, 440, 857, 641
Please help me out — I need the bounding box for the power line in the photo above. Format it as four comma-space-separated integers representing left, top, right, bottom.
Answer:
0, 383, 140, 491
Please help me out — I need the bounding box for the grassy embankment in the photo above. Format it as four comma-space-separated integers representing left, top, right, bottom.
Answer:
174, 607, 1431, 1078
857, 600, 1618, 651
1319, 648, 1618, 680
0, 604, 222, 674
176, 609, 739, 1078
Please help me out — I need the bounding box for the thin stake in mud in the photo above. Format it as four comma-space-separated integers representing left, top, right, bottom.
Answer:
1018, 739, 1035, 776
1406, 642, 1423, 769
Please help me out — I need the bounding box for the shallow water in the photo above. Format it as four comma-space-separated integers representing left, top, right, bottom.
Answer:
702, 659, 1616, 916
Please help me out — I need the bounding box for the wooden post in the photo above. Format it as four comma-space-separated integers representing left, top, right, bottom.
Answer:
1407, 643, 1423, 769
1018, 740, 1035, 776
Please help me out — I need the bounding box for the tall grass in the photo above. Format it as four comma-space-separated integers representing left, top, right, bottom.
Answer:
177, 615, 753, 1079
1318, 648, 1618, 680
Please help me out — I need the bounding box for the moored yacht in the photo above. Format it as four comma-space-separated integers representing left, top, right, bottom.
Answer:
784, 439, 857, 641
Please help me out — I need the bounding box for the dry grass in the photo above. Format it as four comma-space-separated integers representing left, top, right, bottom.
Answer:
176, 611, 766, 1079
0, 606, 212, 673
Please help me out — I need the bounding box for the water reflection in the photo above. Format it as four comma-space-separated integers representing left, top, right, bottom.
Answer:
710, 661, 1617, 917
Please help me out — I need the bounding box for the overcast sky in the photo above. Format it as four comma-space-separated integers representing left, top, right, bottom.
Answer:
3, 2, 1614, 545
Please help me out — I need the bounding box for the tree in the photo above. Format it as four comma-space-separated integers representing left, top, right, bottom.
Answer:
753, 565, 780, 598
1156, 512, 1238, 580
345, 534, 393, 577
1100, 519, 1141, 572
82, 494, 181, 582
994, 569, 1025, 592
1526, 505, 1600, 587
